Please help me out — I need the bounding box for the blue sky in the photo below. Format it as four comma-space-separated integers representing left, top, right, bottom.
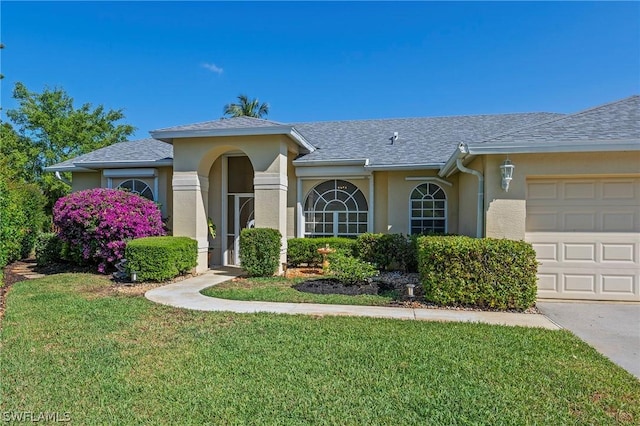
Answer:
2, 1, 639, 140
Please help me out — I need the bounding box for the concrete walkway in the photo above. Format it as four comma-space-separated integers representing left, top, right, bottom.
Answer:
146, 268, 559, 329
537, 301, 640, 379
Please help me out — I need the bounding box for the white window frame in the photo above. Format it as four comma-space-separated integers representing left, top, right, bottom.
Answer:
303, 179, 369, 238
409, 182, 448, 235
104, 168, 158, 201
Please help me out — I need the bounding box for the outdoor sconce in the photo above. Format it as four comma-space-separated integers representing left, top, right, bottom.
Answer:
500, 159, 515, 192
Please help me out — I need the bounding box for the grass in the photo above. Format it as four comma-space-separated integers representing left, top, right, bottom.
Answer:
201, 276, 394, 306
1, 274, 639, 425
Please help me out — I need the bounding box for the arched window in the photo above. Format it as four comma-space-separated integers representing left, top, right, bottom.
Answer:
117, 179, 154, 201
304, 180, 368, 237
410, 183, 446, 235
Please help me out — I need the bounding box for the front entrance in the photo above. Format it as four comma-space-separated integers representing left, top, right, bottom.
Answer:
226, 193, 254, 266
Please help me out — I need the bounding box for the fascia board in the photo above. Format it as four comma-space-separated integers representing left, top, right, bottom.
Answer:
466, 140, 640, 155
292, 158, 369, 167
44, 165, 96, 172
75, 159, 174, 168
364, 163, 443, 171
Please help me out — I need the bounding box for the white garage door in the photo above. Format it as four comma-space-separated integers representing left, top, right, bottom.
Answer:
526, 177, 640, 301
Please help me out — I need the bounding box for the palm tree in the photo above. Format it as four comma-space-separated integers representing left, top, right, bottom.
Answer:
223, 94, 269, 118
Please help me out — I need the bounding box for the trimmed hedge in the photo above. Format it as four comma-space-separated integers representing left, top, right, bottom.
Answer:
417, 235, 538, 311
35, 233, 63, 266
0, 175, 47, 273
240, 228, 282, 277
327, 250, 378, 285
355, 233, 418, 272
287, 237, 356, 267
125, 236, 197, 282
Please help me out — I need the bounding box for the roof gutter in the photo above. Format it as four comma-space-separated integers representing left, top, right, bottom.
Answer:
453, 143, 484, 238
466, 140, 639, 155
364, 163, 443, 171
54, 171, 72, 186
292, 158, 369, 167
71, 159, 174, 169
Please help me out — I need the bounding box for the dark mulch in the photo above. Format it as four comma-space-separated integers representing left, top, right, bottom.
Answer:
293, 278, 380, 296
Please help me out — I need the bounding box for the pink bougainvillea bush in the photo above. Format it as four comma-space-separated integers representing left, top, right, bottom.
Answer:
53, 188, 165, 273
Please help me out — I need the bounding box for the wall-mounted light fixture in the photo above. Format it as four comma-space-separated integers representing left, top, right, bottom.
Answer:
500, 159, 515, 192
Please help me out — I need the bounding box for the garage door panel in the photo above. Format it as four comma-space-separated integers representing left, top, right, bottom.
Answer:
564, 243, 595, 261
603, 212, 635, 231
564, 182, 596, 199
602, 181, 636, 199
526, 176, 640, 302
602, 244, 635, 262
602, 275, 635, 294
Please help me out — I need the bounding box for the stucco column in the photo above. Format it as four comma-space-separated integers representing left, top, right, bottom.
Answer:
172, 171, 209, 273
254, 171, 288, 272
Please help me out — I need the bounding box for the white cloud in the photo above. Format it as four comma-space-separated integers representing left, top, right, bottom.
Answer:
202, 62, 224, 75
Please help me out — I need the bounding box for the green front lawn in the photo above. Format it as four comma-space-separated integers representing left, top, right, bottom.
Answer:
1, 274, 639, 425
201, 276, 394, 306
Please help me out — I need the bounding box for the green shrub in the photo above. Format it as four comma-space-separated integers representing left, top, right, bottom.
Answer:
0, 175, 47, 271
35, 233, 63, 266
327, 250, 378, 285
417, 235, 538, 311
240, 228, 282, 277
125, 236, 197, 282
287, 237, 356, 267
355, 233, 417, 272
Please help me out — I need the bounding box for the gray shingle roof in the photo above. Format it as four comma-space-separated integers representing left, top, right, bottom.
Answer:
152, 116, 284, 132
292, 113, 563, 166
45, 138, 173, 171
470, 95, 640, 148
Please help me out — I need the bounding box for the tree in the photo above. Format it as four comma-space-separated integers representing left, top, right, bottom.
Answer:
223, 94, 269, 118
4, 82, 135, 210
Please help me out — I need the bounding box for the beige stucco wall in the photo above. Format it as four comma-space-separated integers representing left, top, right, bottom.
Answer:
484, 151, 640, 240
373, 172, 389, 233
297, 170, 459, 236
71, 172, 101, 192
173, 134, 298, 271
384, 170, 458, 235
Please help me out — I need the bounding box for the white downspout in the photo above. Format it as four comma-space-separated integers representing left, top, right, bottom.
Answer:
54, 171, 71, 186
456, 157, 484, 238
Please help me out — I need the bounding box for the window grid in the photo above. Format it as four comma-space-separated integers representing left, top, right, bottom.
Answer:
410, 183, 447, 235
304, 180, 368, 237
117, 179, 154, 201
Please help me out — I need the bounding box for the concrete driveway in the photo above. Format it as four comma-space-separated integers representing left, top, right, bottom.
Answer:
536, 301, 640, 379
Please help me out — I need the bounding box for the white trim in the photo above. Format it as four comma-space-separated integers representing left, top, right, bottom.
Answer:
293, 158, 368, 167
221, 156, 228, 266
365, 163, 443, 171
408, 182, 448, 235
103, 168, 157, 177
73, 160, 173, 168
466, 140, 639, 155
368, 174, 374, 232
296, 176, 303, 238
405, 176, 453, 187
